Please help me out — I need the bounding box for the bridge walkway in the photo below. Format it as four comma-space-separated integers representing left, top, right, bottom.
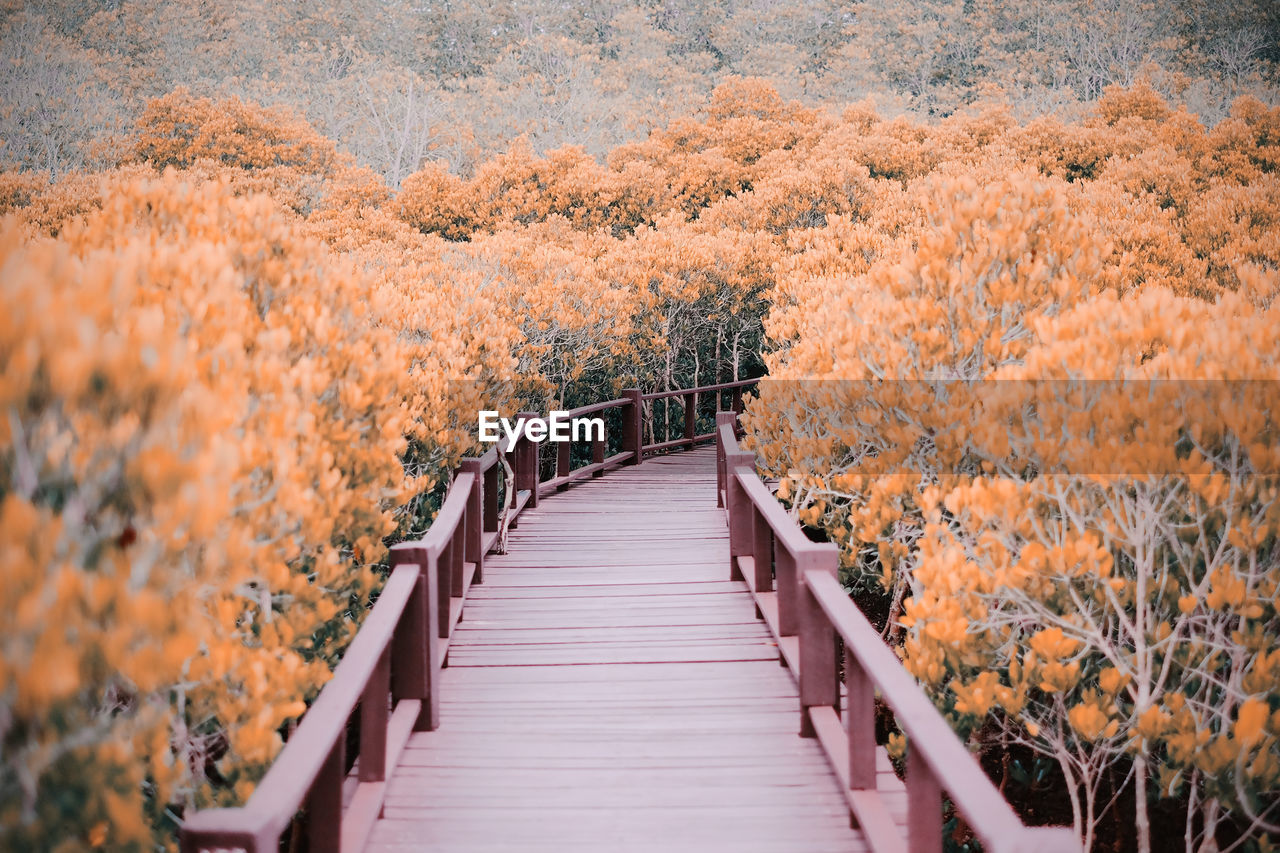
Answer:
365, 447, 897, 852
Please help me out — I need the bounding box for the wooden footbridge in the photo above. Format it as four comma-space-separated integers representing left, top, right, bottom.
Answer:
182, 383, 1079, 853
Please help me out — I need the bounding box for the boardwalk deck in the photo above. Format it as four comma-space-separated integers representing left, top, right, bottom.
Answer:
365, 448, 885, 852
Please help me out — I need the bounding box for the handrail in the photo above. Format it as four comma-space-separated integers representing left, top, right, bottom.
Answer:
181, 555, 444, 853
716, 412, 1080, 853
563, 397, 630, 417
639, 377, 759, 458
181, 464, 487, 853
180, 380, 758, 853
182, 564, 429, 849
542, 396, 637, 493
531, 379, 763, 490
641, 376, 759, 401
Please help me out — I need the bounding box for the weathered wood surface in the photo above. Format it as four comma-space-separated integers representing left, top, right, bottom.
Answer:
365, 448, 891, 852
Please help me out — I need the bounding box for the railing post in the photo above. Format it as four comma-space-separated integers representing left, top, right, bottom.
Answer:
359, 647, 390, 782
556, 438, 570, 481
732, 385, 744, 418
622, 388, 643, 464
458, 459, 484, 580
306, 738, 343, 853
436, 540, 453, 640
798, 546, 840, 738
715, 411, 735, 508
451, 523, 465, 621
751, 506, 773, 593
516, 411, 540, 508
775, 546, 798, 637
683, 391, 696, 447
483, 461, 499, 537
907, 743, 943, 853
390, 546, 440, 732
724, 444, 755, 581
846, 653, 877, 791
592, 430, 605, 477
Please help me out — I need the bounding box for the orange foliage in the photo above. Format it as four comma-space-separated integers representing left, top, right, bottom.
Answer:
4, 78, 1280, 852
745, 85, 1280, 851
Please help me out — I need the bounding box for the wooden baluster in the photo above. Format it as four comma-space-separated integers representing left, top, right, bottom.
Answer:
508, 439, 524, 530
775, 546, 798, 637
389, 547, 440, 732
436, 541, 452, 640
732, 385, 744, 420
556, 437, 570, 482
907, 744, 943, 853
591, 429, 605, 477
516, 411, 540, 508
458, 459, 484, 580
306, 739, 343, 853
798, 548, 839, 737
846, 652, 877, 791
359, 647, 390, 782
724, 446, 754, 581
752, 505, 773, 594
725, 464, 742, 581
715, 411, 735, 508
684, 391, 696, 447
451, 522, 465, 610
622, 388, 643, 465
483, 461, 499, 537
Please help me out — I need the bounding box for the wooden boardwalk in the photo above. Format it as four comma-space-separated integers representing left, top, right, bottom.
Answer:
365, 448, 876, 852
182, 391, 1076, 853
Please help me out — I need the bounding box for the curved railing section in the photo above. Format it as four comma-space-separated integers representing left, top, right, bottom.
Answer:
639, 377, 757, 455
521, 378, 761, 496
715, 412, 1080, 853
178, 451, 498, 853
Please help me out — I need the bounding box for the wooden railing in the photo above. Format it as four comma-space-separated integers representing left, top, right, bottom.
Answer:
177, 381, 759, 853
541, 398, 635, 493
178, 506, 453, 853
179, 427, 543, 853
640, 377, 756, 456
527, 378, 761, 495
178, 380, 1080, 853
716, 412, 1080, 853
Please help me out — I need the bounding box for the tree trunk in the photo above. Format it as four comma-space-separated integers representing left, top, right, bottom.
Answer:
662, 347, 673, 442
714, 321, 724, 386
1059, 747, 1085, 846
998, 728, 1010, 794
1134, 750, 1151, 853
1081, 757, 1098, 853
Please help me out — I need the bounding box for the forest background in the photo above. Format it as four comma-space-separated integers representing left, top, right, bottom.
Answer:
4, 0, 1280, 182
2, 1, 1280, 852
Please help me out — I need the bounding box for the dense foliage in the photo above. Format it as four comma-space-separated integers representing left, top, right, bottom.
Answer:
748, 85, 1280, 852
1, 70, 1277, 853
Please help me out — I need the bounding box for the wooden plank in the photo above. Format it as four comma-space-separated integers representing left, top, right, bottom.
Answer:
538, 452, 631, 495
464, 580, 744, 595
452, 621, 768, 639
